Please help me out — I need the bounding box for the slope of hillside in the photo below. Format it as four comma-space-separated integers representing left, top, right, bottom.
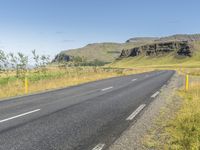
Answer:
54, 41, 155, 63
126, 34, 200, 43
53, 34, 200, 63
157, 34, 200, 42
126, 37, 158, 43
110, 41, 200, 68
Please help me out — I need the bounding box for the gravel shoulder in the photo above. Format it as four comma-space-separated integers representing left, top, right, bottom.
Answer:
109, 72, 183, 150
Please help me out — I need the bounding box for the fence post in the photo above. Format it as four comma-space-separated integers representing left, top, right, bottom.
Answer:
185, 74, 189, 91
25, 77, 28, 94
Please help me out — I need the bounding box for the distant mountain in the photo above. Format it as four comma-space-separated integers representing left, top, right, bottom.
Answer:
53, 34, 200, 63
157, 34, 200, 42
126, 34, 200, 43
126, 37, 159, 43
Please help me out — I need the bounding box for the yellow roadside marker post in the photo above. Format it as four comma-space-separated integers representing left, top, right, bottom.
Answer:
185, 74, 189, 92
25, 77, 28, 94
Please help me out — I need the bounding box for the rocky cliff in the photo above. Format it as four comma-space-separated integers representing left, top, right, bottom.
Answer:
119, 41, 192, 58
53, 53, 73, 62
53, 34, 199, 63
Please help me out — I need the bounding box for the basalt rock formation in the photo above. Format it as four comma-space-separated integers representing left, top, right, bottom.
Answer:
119, 41, 192, 58
53, 53, 73, 62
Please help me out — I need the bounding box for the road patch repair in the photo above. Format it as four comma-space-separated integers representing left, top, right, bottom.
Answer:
109, 73, 182, 150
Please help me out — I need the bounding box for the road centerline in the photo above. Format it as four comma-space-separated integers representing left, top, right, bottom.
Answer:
101, 86, 113, 91
126, 104, 146, 121
0, 109, 41, 123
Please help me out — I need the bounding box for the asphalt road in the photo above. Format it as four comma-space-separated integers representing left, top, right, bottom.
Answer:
0, 70, 175, 150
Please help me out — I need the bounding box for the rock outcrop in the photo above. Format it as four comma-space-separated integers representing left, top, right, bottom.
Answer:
53, 53, 73, 62
126, 37, 159, 43
120, 41, 192, 58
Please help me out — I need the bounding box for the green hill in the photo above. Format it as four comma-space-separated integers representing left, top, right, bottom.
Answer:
110, 41, 200, 68
53, 34, 200, 65
53, 42, 154, 63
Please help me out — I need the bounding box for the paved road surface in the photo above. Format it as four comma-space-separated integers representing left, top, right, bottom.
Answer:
0, 70, 175, 150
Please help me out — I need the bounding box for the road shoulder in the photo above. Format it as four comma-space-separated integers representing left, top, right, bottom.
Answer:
109, 73, 182, 150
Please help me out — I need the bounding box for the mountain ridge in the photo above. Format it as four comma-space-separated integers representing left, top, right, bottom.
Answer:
53, 34, 200, 63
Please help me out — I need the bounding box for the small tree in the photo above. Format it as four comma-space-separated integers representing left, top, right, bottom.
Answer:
40, 55, 50, 76
0, 50, 9, 79
32, 50, 40, 70
0, 50, 8, 70
32, 50, 50, 75
8, 52, 28, 79
9, 53, 18, 75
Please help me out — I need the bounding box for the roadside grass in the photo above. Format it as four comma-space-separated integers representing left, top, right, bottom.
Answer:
143, 69, 200, 150
0, 66, 154, 100
165, 81, 200, 149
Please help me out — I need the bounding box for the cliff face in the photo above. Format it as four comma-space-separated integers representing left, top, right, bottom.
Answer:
53, 34, 200, 63
53, 53, 73, 62
119, 41, 192, 58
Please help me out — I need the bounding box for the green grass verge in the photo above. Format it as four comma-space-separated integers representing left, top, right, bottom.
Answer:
144, 75, 200, 150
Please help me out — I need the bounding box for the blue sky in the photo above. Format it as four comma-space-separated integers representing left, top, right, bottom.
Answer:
0, 0, 199, 59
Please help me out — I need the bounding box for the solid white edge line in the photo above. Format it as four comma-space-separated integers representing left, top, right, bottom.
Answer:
92, 143, 105, 150
151, 91, 160, 98
126, 104, 146, 121
101, 86, 113, 91
0, 109, 41, 123
131, 79, 137, 82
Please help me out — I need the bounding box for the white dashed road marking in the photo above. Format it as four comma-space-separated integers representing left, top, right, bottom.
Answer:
92, 143, 105, 150
126, 104, 146, 120
101, 86, 113, 91
131, 79, 137, 82
0, 109, 41, 123
151, 91, 160, 98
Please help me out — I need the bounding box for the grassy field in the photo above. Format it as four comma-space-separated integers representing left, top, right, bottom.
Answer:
110, 55, 200, 68
0, 66, 154, 100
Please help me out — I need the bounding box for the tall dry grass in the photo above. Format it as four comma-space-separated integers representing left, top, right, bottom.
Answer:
164, 78, 200, 150
143, 69, 200, 150
0, 67, 154, 100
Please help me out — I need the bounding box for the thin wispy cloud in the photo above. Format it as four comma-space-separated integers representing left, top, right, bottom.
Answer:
56, 31, 65, 34
39, 32, 45, 35
167, 20, 181, 24
61, 40, 75, 43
